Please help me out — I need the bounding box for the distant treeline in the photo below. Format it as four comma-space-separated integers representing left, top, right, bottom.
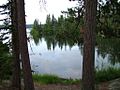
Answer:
0, 24, 33, 29
26, 24, 33, 28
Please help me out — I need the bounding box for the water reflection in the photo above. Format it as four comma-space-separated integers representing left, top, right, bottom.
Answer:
27, 29, 120, 79
28, 38, 119, 79
28, 38, 82, 79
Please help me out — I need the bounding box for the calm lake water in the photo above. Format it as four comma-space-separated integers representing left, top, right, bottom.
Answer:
27, 29, 119, 79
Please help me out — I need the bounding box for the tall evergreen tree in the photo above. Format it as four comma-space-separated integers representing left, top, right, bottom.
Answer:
16, 0, 35, 90
82, 0, 97, 90
11, 0, 21, 90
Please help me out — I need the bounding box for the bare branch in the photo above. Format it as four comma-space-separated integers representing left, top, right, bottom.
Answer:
39, 0, 47, 11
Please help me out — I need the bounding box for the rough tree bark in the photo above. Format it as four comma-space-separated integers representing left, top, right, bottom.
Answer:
11, 0, 21, 90
82, 0, 97, 90
16, 0, 35, 90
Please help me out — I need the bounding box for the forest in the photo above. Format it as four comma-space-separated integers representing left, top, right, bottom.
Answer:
31, 0, 120, 64
0, 0, 120, 90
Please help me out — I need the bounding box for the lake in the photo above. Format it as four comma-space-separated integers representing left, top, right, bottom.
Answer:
27, 29, 120, 79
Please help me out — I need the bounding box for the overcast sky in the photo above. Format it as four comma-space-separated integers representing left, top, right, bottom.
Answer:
0, 0, 77, 24
25, 0, 77, 24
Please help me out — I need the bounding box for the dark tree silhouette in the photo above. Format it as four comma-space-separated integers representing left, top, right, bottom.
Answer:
82, 0, 97, 90
16, 0, 35, 90
11, 0, 21, 90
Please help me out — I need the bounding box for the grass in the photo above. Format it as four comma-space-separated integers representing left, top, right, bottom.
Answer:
95, 67, 120, 83
32, 67, 120, 85
32, 74, 80, 85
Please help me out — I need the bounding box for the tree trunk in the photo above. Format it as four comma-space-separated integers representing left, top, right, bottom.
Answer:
16, 0, 35, 90
82, 0, 97, 90
11, 0, 21, 90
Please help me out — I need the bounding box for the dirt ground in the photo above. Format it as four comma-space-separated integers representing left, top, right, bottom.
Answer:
0, 83, 108, 90
1, 78, 120, 90
34, 83, 109, 90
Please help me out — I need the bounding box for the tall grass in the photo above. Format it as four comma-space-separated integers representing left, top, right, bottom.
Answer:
95, 67, 120, 83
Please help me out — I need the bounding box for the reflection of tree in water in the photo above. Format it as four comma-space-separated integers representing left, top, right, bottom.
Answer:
97, 38, 120, 65
31, 30, 120, 65
30, 14, 82, 50
43, 34, 83, 50
30, 16, 120, 65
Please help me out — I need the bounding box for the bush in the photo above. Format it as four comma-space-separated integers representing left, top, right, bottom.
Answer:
95, 67, 120, 83
0, 42, 12, 82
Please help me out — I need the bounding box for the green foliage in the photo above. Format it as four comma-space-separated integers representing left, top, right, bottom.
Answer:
31, 0, 120, 50
33, 67, 120, 84
97, 0, 120, 38
95, 67, 120, 83
30, 19, 43, 45
96, 37, 120, 64
32, 74, 80, 85
33, 74, 62, 84
0, 42, 12, 82
0, 0, 12, 83
67, 0, 120, 38
30, 13, 82, 50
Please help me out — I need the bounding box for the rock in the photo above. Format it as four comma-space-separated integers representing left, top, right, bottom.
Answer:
109, 78, 120, 90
